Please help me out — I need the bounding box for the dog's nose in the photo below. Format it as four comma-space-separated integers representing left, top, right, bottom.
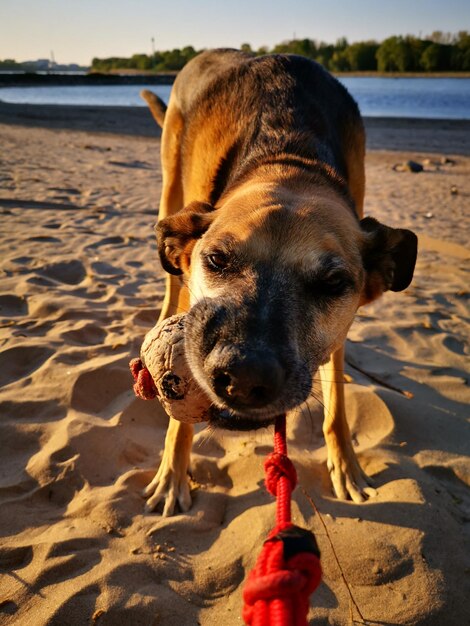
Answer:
211, 355, 285, 408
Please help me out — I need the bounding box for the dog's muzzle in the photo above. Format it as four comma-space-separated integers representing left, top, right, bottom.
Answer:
184, 296, 310, 431
206, 345, 285, 410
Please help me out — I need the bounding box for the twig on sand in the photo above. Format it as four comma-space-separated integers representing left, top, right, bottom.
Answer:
345, 358, 414, 399
301, 486, 366, 624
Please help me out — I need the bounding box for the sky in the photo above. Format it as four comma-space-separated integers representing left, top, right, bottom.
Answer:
1, 0, 469, 65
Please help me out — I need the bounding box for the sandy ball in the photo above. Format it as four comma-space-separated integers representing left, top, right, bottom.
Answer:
140, 314, 211, 423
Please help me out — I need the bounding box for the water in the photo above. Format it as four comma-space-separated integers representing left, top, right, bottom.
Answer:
0, 84, 173, 108
339, 77, 470, 120
0, 78, 469, 120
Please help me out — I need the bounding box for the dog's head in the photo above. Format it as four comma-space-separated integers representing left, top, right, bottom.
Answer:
156, 184, 417, 430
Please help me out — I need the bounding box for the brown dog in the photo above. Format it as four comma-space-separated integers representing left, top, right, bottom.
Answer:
141, 49, 417, 516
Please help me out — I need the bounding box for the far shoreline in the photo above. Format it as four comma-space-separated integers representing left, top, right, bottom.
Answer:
1, 70, 470, 88
0, 100, 469, 155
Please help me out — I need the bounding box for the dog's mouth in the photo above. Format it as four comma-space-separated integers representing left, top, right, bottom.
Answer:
208, 406, 277, 431
184, 298, 315, 431
195, 361, 313, 432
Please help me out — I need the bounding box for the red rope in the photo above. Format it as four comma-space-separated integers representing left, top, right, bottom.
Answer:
242, 415, 322, 626
129, 358, 157, 400
129, 357, 322, 623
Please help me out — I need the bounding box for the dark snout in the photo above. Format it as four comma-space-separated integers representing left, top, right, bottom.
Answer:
184, 296, 312, 430
208, 347, 286, 410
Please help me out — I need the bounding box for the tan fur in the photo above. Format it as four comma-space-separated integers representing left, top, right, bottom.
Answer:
143, 50, 416, 515
140, 89, 167, 128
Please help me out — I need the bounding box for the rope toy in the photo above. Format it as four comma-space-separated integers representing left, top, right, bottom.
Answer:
130, 315, 322, 624
242, 414, 322, 626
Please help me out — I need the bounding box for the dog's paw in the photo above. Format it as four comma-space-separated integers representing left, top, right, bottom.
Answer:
327, 446, 376, 503
143, 459, 192, 516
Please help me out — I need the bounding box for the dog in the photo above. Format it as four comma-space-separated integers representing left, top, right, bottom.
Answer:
140, 49, 417, 516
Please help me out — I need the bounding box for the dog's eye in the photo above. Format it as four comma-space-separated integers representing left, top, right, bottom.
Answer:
205, 252, 229, 271
308, 272, 352, 296
324, 273, 347, 290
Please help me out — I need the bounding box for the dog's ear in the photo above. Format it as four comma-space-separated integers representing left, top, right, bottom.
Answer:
360, 217, 418, 304
156, 201, 215, 275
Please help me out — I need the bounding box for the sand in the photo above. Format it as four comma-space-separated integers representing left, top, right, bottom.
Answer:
1, 100, 470, 154
0, 110, 469, 626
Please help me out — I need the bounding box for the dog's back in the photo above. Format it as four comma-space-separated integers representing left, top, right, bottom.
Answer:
170, 49, 365, 210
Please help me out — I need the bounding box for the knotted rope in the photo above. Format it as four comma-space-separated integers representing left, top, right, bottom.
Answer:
129, 357, 157, 400
242, 414, 322, 626
129, 358, 322, 624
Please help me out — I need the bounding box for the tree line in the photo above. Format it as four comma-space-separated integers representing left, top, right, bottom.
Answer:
2, 32, 469, 74
89, 32, 470, 73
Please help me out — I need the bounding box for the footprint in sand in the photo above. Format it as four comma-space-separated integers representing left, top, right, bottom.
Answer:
0, 399, 67, 423
132, 308, 159, 326
442, 334, 468, 356
0, 600, 17, 616
90, 261, 124, 277
47, 187, 82, 196
26, 235, 62, 243
32, 542, 101, 589
71, 362, 132, 414
32, 462, 86, 508
107, 159, 152, 169
61, 323, 107, 346
85, 236, 126, 250
48, 538, 103, 557
38, 260, 86, 285
0, 345, 54, 387
26, 275, 57, 287
0, 294, 28, 317
0, 545, 33, 571
9, 256, 33, 266
43, 583, 101, 625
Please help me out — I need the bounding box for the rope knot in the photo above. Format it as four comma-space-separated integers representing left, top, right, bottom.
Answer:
129, 358, 157, 400
264, 451, 297, 496
243, 552, 322, 605
242, 536, 322, 625
242, 415, 321, 625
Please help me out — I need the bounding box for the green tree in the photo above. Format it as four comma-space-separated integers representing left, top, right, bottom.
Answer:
345, 41, 379, 70
316, 42, 335, 69
428, 31, 455, 45
330, 50, 350, 71
405, 36, 429, 71
130, 54, 153, 71
452, 31, 470, 70
89, 33, 470, 74
0, 58, 20, 69
376, 36, 413, 72
272, 38, 316, 58
181, 46, 198, 63
420, 43, 452, 71
293, 38, 316, 58
272, 41, 293, 54
335, 37, 349, 51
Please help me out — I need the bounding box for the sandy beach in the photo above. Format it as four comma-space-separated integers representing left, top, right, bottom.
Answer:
1, 100, 470, 154
0, 107, 469, 625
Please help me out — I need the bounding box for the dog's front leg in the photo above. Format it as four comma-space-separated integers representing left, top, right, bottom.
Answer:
320, 344, 375, 503
144, 417, 193, 515
144, 274, 194, 516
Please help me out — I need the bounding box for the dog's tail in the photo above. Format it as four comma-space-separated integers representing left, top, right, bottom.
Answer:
140, 89, 167, 128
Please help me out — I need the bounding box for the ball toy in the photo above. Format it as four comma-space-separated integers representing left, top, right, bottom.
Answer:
129, 314, 211, 423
